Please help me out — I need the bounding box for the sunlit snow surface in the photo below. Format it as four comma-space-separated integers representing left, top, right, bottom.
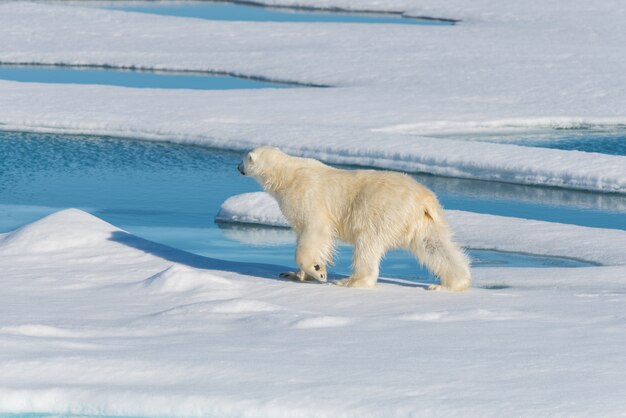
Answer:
1, 208, 626, 417
1, 1, 626, 192
2, 0, 626, 416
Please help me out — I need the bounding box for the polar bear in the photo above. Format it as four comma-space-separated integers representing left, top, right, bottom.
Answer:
238, 147, 471, 291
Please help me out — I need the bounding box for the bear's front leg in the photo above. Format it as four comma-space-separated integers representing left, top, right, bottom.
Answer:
291, 226, 332, 283
279, 270, 306, 281
279, 269, 326, 282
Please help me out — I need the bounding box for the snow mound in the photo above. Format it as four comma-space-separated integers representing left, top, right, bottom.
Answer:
219, 224, 296, 246
216, 192, 289, 228
0, 208, 118, 254
293, 316, 354, 329
448, 210, 626, 266
0, 324, 81, 338
141, 264, 239, 293
155, 299, 281, 318
210, 299, 281, 314
396, 309, 528, 322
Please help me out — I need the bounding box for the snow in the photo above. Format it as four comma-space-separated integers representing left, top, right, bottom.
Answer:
1, 2, 626, 192
1, 208, 626, 417
216, 192, 291, 228
2, 1, 626, 415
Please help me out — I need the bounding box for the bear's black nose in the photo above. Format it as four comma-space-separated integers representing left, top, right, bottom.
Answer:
237, 162, 246, 175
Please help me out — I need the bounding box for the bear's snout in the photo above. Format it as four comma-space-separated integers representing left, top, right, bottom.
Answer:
237, 162, 246, 175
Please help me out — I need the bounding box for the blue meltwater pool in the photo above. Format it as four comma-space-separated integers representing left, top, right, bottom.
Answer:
0, 65, 299, 90
440, 127, 626, 157
95, 1, 456, 25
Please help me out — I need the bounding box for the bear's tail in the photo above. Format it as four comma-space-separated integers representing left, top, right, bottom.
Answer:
411, 197, 471, 291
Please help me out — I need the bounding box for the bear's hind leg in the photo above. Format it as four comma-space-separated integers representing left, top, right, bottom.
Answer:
410, 225, 471, 291
337, 242, 384, 288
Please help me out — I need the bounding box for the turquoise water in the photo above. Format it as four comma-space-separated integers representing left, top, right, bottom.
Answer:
0, 415, 142, 418
99, 1, 454, 25
449, 128, 626, 156
516, 131, 626, 156
1, 131, 612, 282
0, 65, 295, 89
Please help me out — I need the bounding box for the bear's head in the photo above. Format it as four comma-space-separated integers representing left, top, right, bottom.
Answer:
238, 147, 287, 181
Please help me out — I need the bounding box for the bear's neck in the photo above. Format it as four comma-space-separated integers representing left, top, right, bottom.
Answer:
259, 162, 298, 196
260, 171, 290, 195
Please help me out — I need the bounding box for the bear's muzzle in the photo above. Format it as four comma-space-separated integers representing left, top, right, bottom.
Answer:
237, 162, 246, 175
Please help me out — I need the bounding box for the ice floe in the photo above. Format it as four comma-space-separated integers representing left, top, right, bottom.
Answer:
1, 2, 625, 192
0, 209, 625, 416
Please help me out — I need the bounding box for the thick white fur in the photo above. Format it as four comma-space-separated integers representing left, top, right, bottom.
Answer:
240, 147, 471, 291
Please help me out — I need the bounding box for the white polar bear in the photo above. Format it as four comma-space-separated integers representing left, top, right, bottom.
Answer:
238, 147, 471, 291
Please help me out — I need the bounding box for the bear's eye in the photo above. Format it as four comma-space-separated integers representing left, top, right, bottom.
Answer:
314, 264, 320, 271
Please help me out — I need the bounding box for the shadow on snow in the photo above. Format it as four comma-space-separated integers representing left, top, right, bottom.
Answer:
109, 230, 430, 289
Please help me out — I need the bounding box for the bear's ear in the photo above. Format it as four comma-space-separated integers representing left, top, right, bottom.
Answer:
247, 152, 256, 163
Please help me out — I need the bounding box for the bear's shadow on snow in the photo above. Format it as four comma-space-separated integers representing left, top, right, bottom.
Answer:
109, 231, 428, 288
109, 231, 287, 280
